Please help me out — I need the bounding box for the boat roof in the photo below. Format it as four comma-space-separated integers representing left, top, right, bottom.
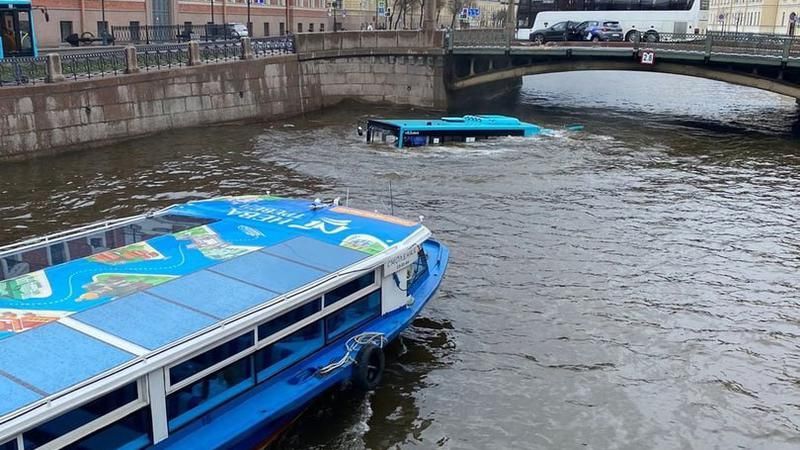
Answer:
0, 196, 424, 419
369, 115, 541, 132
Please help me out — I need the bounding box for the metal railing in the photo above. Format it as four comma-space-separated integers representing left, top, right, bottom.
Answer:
137, 44, 191, 71
112, 24, 245, 45
60, 50, 127, 80
447, 28, 508, 49
0, 35, 297, 88
252, 36, 296, 57
0, 56, 47, 86
200, 40, 241, 62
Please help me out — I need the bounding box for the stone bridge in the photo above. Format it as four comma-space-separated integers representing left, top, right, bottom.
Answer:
447, 29, 800, 99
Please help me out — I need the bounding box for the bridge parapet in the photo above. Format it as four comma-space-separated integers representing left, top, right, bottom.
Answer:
295, 31, 445, 59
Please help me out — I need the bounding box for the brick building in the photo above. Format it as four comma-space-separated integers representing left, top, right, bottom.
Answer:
33, 0, 331, 48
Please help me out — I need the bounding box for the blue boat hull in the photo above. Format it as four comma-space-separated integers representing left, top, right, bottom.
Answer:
156, 238, 449, 450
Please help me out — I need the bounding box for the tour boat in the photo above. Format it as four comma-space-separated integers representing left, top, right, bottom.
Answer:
0, 195, 449, 449
361, 114, 544, 148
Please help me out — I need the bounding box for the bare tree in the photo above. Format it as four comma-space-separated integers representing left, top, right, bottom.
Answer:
448, 0, 465, 29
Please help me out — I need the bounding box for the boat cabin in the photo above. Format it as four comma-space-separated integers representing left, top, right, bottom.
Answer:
365, 115, 543, 148
0, 196, 448, 449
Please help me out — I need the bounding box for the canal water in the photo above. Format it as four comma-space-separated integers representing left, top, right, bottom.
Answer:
2, 71, 800, 449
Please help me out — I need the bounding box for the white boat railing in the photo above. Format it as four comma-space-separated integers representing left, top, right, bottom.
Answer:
0, 205, 176, 258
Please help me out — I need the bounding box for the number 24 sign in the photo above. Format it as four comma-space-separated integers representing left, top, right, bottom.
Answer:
640, 50, 655, 65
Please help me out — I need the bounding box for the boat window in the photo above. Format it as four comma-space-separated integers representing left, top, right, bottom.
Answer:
166, 357, 254, 431
257, 298, 321, 341
255, 321, 324, 382
22, 382, 140, 448
60, 407, 152, 450
324, 272, 376, 307
169, 331, 255, 385
0, 214, 218, 281
325, 290, 382, 342
0, 439, 17, 450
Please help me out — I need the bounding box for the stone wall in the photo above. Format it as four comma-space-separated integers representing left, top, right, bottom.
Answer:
301, 54, 446, 108
0, 35, 447, 161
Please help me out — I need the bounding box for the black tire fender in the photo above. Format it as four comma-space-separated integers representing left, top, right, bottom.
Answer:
353, 343, 385, 391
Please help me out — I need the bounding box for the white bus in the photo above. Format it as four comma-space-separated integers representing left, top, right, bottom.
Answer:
515, 0, 708, 42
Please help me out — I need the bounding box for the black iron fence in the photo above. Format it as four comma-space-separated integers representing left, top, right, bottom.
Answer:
0, 35, 297, 88
137, 44, 191, 71
0, 57, 47, 86
252, 37, 295, 56
60, 51, 127, 80
112, 24, 245, 44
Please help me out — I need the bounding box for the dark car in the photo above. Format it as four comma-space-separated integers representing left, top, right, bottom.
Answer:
528, 21, 582, 44
576, 20, 623, 42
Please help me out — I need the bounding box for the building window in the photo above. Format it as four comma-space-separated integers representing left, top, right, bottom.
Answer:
320, 23, 325, 32
60, 408, 152, 450
325, 290, 382, 342
1, 439, 17, 450
23, 382, 140, 448
97, 20, 109, 36
297, 22, 302, 33
264, 22, 270, 36
258, 298, 321, 340
169, 332, 254, 385
59, 21, 73, 42
255, 321, 324, 382
309, 23, 314, 32
166, 357, 254, 431
279, 22, 285, 35
324, 272, 375, 306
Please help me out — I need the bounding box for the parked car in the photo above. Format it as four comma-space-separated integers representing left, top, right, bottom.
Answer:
576, 20, 623, 42
528, 21, 582, 44
227, 22, 249, 38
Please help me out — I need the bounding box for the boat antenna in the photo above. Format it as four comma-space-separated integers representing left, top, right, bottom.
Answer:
389, 179, 394, 216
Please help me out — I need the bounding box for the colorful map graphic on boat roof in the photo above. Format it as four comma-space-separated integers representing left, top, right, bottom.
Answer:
0, 196, 422, 340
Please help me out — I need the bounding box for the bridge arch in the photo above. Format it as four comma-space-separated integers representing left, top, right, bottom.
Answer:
448, 58, 800, 100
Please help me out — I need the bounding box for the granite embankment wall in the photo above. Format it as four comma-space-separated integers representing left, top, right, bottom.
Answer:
0, 31, 446, 161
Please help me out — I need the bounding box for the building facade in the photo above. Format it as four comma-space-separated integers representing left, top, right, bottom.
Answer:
707, 0, 800, 34
33, 0, 331, 48
337, 0, 507, 31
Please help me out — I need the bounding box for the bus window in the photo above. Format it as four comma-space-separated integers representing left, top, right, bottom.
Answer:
18, 10, 32, 53
1, 13, 15, 56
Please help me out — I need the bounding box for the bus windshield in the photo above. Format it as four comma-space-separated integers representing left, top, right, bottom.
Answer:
0, 2, 36, 58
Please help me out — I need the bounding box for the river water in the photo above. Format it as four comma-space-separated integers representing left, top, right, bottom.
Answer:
2, 71, 800, 449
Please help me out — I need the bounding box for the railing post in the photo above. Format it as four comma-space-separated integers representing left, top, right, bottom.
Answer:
45, 53, 64, 83
241, 37, 254, 60
188, 41, 201, 66
125, 46, 140, 74
633, 32, 640, 51
782, 37, 791, 63
704, 33, 713, 58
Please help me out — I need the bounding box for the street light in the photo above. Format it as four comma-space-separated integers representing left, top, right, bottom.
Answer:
247, 0, 251, 36
101, 0, 107, 45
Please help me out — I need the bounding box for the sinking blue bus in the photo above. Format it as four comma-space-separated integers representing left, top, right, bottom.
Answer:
0, 0, 37, 59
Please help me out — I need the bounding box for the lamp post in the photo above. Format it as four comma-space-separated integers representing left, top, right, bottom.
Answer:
211, 0, 216, 24
247, 0, 251, 36
101, 0, 107, 44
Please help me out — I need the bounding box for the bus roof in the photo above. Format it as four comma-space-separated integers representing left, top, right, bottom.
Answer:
369, 115, 541, 133
0, 196, 423, 418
